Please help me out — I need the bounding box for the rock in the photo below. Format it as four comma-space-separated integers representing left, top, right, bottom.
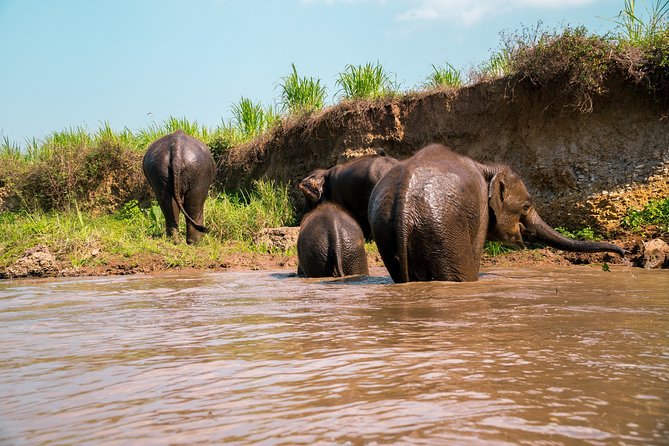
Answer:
253, 227, 300, 252
5, 245, 58, 278
635, 239, 669, 269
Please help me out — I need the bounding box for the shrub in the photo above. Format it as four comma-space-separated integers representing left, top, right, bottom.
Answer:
335, 62, 397, 100
279, 63, 327, 114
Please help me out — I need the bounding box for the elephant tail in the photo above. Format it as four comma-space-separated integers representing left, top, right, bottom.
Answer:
331, 220, 345, 277
170, 133, 208, 233
395, 194, 410, 283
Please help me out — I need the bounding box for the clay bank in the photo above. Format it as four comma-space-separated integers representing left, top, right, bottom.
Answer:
219, 76, 668, 237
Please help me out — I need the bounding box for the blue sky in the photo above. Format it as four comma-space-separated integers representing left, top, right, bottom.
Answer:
0, 0, 623, 144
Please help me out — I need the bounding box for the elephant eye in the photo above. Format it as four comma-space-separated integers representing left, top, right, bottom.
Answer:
522, 203, 532, 213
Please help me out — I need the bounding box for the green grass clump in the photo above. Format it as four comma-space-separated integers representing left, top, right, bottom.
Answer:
608, 0, 669, 45
555, 226, 601, 241
621, 197, 669, 232
206, 180, 295, 242
335, 62, 397, 100
230, 97, 280, 140
484, 241, 515, 256
424, 62, 463, 88
279, 63, 327, 114
480, 49, 514, 80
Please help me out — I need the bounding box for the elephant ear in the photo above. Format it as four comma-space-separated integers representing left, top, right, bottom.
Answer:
299, 174, 325, 203
488, 171, 508, 218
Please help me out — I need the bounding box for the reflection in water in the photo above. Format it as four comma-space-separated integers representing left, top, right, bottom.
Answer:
0, 266, 668, 445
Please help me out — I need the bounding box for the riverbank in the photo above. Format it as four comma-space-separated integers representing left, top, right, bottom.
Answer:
3, 232, 667, 280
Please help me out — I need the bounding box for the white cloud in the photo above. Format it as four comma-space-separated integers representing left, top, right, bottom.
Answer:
396, 0, 599, 26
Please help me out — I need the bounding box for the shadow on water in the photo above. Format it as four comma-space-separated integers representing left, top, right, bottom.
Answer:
0, 266, 667, 445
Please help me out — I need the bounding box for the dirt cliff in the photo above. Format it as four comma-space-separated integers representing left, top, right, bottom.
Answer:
217, 76, 668, 235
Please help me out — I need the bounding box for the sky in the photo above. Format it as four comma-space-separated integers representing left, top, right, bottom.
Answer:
0, 0, 624, 144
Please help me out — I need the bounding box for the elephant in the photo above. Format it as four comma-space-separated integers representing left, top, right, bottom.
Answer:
142, 130, 216, 244
297, 202, 369, 278
299, 152, 399, 239
368, 143, 626, 283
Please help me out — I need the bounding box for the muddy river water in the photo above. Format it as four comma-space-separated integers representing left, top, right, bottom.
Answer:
0, 266, 667, 445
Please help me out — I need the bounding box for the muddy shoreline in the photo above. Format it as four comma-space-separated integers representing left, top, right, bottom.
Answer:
4, 235, 664, 281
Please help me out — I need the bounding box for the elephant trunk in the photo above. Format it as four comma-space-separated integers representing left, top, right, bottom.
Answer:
522, 208, 626, 256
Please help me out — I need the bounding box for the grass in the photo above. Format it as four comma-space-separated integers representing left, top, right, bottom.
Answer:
621, 197, 669, 232
555, 226, 601, 241
607, 0, 669, 45
424, 62, 463, 89
279, 63, 327, 114
484, 241, 515, 256
0, 180, 295, 273
335, 62, 397, 100
230, 97, 281, 140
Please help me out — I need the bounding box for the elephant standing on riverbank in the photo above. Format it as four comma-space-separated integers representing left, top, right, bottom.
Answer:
369, 143, 626, 283
299, 152, 399, 239
143, 130, 215, 245
297, 203, 368, 278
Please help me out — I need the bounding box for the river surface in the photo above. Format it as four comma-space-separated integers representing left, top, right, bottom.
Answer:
0, 266, 667, 445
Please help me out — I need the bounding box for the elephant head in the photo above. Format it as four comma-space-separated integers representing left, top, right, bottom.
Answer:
298, 154, 400, 239
484, 165, 626, 256
298, 169, 328, 207
486, 167, 531, 247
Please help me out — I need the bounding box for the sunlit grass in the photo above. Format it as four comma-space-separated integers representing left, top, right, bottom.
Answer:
280, 63, 327, 114
231, 97, 281, 140
0, 180, 296, 272
480, 49, 513, 80
424, 62, 463, 88
607, 0, 669, 44
335, 62, 397, 100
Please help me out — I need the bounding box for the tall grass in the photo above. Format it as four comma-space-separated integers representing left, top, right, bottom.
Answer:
279, 63, 327, 114
424, 62, 463, 88
335, 62, 397, 100
480, 49, 513, 79
231, 97, 280, 139
207, 180, 294, 241
608, 0, 669, 44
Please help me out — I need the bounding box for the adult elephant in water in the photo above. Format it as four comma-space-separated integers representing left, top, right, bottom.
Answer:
143, 130, 215, 244
299, 152, 399, 239
368, 143, 626, 283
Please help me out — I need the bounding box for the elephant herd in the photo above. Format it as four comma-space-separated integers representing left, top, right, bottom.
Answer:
143, 130, 626, 283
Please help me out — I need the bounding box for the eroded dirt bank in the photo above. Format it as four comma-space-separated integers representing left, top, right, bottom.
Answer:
218, 77, 668, 235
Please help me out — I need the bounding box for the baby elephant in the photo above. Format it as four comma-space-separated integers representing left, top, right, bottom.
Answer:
297, 203, 369, 278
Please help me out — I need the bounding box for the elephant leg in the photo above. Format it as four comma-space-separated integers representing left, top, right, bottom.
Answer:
153, 187, 180, 241
183, 194, 206, 245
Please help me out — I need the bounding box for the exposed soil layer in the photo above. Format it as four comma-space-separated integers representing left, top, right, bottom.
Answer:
218, 76, 669, 235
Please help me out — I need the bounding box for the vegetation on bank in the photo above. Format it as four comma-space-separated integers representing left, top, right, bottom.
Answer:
0, 181, 295, 273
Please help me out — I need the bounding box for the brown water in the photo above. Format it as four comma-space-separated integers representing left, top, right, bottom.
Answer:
0, 266, 667, 445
